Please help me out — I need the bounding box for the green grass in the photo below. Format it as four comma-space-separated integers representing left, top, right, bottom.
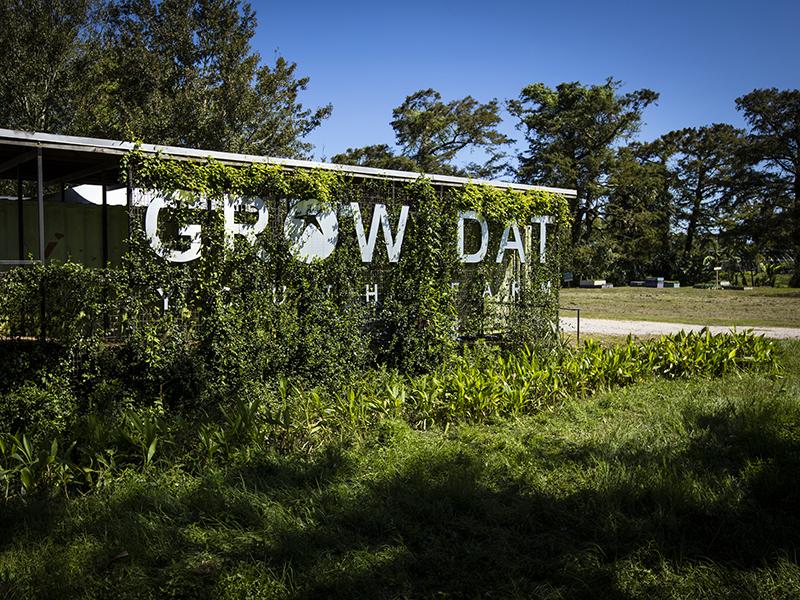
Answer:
561, 286, 800, 328
1, 342, 799, 599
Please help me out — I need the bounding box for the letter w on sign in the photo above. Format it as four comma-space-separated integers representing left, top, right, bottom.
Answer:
349, 203, 409, 263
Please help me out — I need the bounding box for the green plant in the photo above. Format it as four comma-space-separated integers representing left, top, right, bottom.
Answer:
198, 422, 225, 462
0, 433, 77, 499
123, 410, 161, 469
0, 377, 77, 445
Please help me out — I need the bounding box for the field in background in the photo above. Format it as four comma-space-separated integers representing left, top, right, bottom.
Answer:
561, 286, 800, 328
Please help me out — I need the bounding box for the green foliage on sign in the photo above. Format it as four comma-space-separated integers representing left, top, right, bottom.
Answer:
452, 183, 570, 226
0, 154, 568, 419
121, 151, 567, 378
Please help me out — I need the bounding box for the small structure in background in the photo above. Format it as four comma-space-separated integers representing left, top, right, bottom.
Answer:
720, 281, 753, 291
580, 278, 613, 288
630, 277, 680, 288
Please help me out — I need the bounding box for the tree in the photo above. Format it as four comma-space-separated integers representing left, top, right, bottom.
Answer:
0, 0, 100, 133
660, 124, 744, 261
508, 79, 658, 244
604, 140, 676, 281
717, 165, 793, 276
0, 0, 330, 159
332, 89, 510, 177
242, 57, 332, 158
736, 89, 800, 286
87, 0, 330, 157
329, 144, 419, 172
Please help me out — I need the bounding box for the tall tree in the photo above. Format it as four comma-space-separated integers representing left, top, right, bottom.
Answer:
329, 144, 419, 172
0, 0, 100, 133
508, 79, 658, 244
89, 0, 331, 157
0, 0, 330, 158
736, 89, 800, 286
332, 89, 510, 177
604, 139, 676, 281
661, 124, 744, 261
718, 164, 792, 271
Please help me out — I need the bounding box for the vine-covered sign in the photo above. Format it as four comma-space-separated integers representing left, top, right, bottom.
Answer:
121, 151, 568, 374
140, 193, 555, 267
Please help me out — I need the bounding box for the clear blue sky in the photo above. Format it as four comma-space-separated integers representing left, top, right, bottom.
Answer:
250, 0, 800, 168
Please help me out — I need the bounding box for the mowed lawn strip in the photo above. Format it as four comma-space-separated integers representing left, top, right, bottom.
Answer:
1, 341, 798, 599
561, 286, 800, 328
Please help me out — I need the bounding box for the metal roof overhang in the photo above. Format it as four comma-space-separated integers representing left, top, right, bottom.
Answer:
0, 128, 577, 197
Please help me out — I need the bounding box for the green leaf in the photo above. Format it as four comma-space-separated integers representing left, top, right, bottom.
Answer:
20, 467, 33, 491
146, 438, 158, 466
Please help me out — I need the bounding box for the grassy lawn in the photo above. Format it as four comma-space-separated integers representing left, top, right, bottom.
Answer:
561, 286, 800, 328
1, 342, 798, 599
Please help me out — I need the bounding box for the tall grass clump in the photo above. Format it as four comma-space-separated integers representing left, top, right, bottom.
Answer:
397, 328, 779, 425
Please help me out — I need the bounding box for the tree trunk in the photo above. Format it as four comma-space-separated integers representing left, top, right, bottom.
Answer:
790, 166, 800, 287
571, 189, 594, 245
683, 175, 704, 258
571, 208, 584, 245
582, 209, 595, 241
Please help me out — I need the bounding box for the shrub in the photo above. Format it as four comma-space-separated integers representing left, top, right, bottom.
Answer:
0, 376, 77, 444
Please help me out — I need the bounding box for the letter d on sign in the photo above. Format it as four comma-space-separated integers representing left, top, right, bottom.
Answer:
457, 211, 489, 263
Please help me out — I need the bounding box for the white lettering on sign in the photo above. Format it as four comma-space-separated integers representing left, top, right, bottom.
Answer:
224, 195, 269, 250
272, 285, 287, 305
365, 283, 379, 304
139, 188, 554, 267
144, 190, 269, 260
144, 191, 202, 263
156, 287, 173, 311
531, 216, 554, 263
495, 222, 526, 264
457, 210, 489, 263
349, 203, 409, 263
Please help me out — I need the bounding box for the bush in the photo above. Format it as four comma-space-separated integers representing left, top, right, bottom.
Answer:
0, 376, 77, 443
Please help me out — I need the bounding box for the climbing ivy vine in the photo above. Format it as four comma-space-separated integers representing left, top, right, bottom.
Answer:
1, 152, 568, 404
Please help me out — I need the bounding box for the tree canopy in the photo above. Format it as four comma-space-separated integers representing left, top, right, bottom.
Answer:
508, 79, 659, 244
332, 89, 510, 177
0, 0, 330, 158
662, 124, 744, 260
0, 0, 100, 134
736, 89, 800, 285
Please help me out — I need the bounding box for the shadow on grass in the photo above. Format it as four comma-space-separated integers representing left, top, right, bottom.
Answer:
2, 398, 800, 599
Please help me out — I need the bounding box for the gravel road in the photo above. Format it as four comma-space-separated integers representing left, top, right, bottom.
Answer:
559, 317, 800, 340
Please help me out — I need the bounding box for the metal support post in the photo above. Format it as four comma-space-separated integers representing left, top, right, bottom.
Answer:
36, 148, 45, 263
126, 165, 133, 247
102, 183, 108, 268
17, 168, 23, 260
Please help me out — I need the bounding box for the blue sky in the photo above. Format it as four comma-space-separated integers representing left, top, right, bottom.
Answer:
250, 0, 800, 168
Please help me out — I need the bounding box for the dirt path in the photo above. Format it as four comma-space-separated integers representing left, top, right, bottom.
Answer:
559, 317, 800, 340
